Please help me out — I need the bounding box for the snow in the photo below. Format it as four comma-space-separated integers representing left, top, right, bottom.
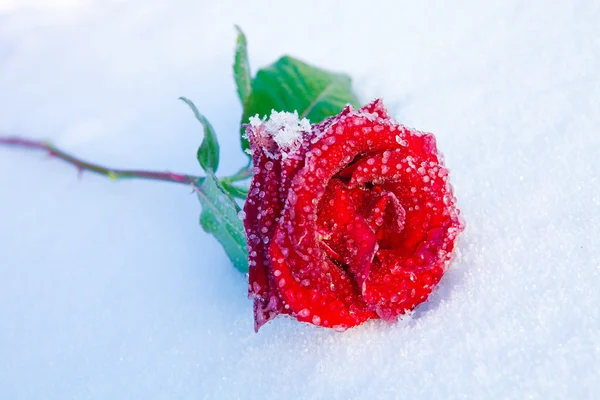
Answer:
249, 110, 310, 159
0, 0, 599, 398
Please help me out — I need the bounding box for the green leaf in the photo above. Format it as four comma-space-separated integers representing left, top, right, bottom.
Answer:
179, 96, 220, 172
196, 173, 248, 273
220, 180, 249, 199
233, 25, 252, 105
240, 56, 360, 154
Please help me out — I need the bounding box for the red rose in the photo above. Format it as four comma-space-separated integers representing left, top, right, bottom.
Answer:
243, 99, 464, 331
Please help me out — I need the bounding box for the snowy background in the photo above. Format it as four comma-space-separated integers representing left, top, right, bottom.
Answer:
1, 0, 599, 398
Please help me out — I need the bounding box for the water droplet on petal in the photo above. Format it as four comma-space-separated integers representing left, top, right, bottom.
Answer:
298, 308, 310, 318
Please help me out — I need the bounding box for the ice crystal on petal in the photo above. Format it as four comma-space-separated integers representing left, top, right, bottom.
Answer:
248, 110, 311, 160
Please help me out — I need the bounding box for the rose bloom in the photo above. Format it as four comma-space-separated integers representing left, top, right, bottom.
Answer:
243, 99, 463, 331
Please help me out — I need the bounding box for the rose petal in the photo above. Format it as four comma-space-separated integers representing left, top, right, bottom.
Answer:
244, 143, 287, 331
363, 261, 445, 320
357, 189, 406, 249
349, 147, 459, 258
358, 98, 391, 119
317, 179, 378, 294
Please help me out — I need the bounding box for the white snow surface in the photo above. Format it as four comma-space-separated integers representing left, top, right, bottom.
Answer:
1, 0, 599, 398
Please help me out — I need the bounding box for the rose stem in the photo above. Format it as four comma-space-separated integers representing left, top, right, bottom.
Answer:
0, 135, 253, 198
0, 135, 205, 185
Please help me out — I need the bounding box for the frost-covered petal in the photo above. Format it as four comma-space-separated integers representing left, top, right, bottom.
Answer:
317, 179, 378, 294
243, 99, 464, 331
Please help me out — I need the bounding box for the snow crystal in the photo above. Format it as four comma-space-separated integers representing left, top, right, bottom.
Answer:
250, 110, 311, 159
